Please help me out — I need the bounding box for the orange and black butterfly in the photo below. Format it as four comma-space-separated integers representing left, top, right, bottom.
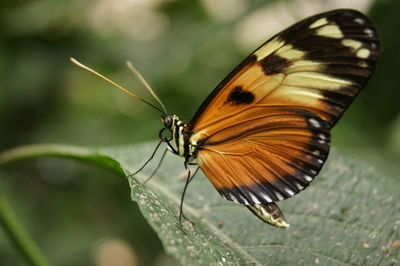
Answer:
72, 9, 379, 228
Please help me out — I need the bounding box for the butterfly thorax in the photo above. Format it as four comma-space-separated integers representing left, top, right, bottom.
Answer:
161, 114, 196, 163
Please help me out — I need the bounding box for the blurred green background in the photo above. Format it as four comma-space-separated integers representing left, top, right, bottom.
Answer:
1, 0, 399, 265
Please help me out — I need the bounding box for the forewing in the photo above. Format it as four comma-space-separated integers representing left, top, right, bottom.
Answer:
189, 9, 378, 206
187, 9, 379, 138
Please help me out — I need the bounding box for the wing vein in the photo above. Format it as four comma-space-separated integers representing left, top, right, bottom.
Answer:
252, 149, 299, 195
248, 139, 323, 178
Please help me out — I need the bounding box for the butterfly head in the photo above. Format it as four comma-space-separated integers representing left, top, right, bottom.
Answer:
160, 114, 191, 158
161, 114, 177, 130
161, 114, 185, 136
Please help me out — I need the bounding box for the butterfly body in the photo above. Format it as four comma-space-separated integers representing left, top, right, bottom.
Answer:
159, 9, 379, 228
162, 114, 197, 162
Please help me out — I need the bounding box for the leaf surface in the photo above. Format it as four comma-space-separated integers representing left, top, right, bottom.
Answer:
2, 142, 399, 265
100, 142, 400, 265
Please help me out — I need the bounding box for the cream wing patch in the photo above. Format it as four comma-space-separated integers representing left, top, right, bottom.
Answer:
256, 40, 306, 61
287, 60, 322, 73
356, 48, 371, 59
342, 39, 363, 51
284, 72, 352, 90
316, 24, 344, 39
254, 37, 285, 60
278, 45, 305, 60
309, 18, 328, 29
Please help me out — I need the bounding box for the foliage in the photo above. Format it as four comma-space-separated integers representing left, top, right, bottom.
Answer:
1, 142, 399, 265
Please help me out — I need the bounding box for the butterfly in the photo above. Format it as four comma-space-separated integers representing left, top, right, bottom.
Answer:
72, 8, 379, 228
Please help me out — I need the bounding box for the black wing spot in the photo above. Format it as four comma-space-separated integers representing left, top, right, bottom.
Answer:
226, 86, 255, 105
260, 53, 292, 75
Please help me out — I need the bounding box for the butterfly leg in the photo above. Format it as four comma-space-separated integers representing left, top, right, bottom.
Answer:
178, 165, 200, 227
143, 147, 168, 184
128, 139, 164, 178
159, 127, 178, 155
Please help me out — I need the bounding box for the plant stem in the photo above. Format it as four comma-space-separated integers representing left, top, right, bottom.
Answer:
0, 193, 49, 266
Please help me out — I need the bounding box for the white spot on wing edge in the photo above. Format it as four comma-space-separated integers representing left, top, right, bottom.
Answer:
364, 28, 374, 37
294, 182, 304, 190
260, 192, 272, 202
249, 192, 261, 204
284, 188, 294, 196
309, 18, 328, 29
239, 195, 249, 205
313, 150, 321, 156
304, 175, 313, 182
229, 193, 240, 204
354, 17, 365, 24
308, 118, 321, 128
275, 191, 284, 201
310, 169, 317, 175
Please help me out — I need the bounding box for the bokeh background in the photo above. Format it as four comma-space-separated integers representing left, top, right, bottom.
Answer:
1, 0, 399, 265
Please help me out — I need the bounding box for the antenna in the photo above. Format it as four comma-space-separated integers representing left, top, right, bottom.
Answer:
126, 61, 167, 114
70, 58, 166, 115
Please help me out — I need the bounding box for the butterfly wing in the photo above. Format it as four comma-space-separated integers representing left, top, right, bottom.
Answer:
196, 107, 330, 204
188, 9, 378, 133
186, 10, 379, 208
247, 203, 289, 228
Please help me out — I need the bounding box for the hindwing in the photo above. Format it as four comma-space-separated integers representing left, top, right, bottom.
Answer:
196, 108, 330, 204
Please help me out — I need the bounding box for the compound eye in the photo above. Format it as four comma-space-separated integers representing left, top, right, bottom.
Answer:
163, 115, 173, 129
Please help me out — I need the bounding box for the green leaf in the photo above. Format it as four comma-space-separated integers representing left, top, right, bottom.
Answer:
1, 142, 399, 265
